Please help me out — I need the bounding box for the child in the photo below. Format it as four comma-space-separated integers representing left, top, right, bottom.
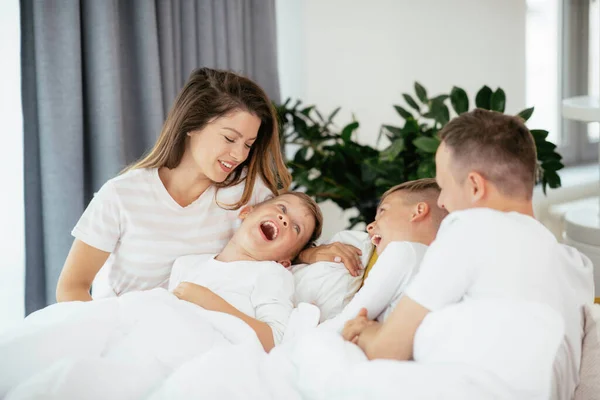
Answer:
169, 191, 323, 351
0, 192, 322, 398
322, 179, 447, 333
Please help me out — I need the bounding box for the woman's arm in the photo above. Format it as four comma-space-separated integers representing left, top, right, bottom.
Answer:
173, 282, 276, 352
56, 240, 110, 302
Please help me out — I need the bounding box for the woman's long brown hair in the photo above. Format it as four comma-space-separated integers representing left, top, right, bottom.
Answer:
124, 68, 291, 209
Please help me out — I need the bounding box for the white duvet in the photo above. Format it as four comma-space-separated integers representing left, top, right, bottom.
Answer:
146, 299, 565, 400
0, 288, 263, 399
1, 295, 565, 400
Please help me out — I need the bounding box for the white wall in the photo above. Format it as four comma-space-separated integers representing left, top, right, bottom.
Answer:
0, 0, 24, 333
277, 0, 527, 241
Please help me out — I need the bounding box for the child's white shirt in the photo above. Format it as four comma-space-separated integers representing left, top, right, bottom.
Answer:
71, 168, 272, 297
169, 254, 295, 345
319, 241, 428, 333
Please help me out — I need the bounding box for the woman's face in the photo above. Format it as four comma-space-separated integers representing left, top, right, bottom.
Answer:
187, 110, 262, 182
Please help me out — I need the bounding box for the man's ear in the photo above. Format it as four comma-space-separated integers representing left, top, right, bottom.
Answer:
411, 202, 430, 222
238, 205, 253, 220
279, 259, 292, 269
466, 171, 486, 203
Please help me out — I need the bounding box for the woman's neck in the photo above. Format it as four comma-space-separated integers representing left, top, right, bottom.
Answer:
158, 156, 212, 207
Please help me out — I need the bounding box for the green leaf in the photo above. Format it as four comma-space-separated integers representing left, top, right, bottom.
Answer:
517, 107, 534, 122
537, 141, 557, 154
403, 94, 421, 112
293, 147, 309, 163
300, 105, 314, 116
490, 88, 506, 113
380, 138, 405, 161
475, 86, 492, 110
415, 82, 428, 103
541, 175, 548, 195
381, 125, 402, 138
431, 95, 449, 103
450, 86, 469, 115
402, 119, 420, 134
313, 108, 324, 122
541, 160, 565, 171
431, 101, 450, 125
341, 121, 359, 142
394, 105, 414, 120
541, 152, 563, 161
530, 129, 549, 143
413, 137, 440, 153
326, 107, 341, 126
543, 170, 561, 189
361, 163, 378, 183
416, 159, 436, 179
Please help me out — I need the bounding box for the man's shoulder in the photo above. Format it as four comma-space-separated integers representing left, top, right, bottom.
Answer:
440, 208, 542, 233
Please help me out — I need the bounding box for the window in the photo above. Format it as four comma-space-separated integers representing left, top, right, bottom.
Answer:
0, 0, 24, 334
526, 0, 599, 165
587, 0, 599, 142
526, 0, 560, 145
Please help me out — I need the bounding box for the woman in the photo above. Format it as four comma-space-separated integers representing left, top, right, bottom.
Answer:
56, 67, 362, 302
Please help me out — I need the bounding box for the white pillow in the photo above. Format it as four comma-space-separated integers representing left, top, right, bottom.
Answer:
574, 304, 600, 400
291, 230, 373, 322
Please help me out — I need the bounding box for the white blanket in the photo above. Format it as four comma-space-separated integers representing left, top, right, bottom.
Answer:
148, 299, 566, 400
0, 289, 262, 399
1, 295, 565, 400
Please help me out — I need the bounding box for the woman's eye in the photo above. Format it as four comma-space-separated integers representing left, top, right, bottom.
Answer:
245, 143, 253, 149
279, 205, 287, 213
294, 225, 300, 233
224, 136, 234, 143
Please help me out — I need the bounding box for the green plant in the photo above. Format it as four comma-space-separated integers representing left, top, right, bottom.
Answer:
276, 83, 563, 228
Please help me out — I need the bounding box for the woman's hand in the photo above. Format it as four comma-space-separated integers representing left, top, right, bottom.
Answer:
298, 242, 363, 276
173, 282, 223, 310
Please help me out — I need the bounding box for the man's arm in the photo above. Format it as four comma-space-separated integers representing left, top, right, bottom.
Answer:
357, 296, 430, 360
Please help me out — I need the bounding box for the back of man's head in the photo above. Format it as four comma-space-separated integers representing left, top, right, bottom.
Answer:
438, 109, 537, 200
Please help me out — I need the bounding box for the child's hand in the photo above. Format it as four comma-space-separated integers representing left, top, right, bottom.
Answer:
342, 308, 376, 343
173, 282, 221, 310
298, 242, 363, 277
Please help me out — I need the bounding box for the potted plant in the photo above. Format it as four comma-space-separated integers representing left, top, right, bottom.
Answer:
276, 83, 563, 228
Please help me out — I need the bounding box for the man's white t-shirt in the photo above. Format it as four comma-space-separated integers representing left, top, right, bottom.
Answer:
405, 208, 595, 399
71, 168, 272, 297
168, 254, 295, 345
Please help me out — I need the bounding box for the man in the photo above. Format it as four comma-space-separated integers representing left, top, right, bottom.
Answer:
343, 109, 594, 399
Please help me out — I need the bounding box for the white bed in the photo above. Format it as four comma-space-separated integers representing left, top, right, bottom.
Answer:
1, 231, 598, 400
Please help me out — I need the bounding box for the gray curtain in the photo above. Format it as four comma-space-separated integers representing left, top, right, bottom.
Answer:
21, 0, 280, 314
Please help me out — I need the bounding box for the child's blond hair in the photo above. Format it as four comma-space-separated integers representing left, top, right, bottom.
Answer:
381, 178, 447, 225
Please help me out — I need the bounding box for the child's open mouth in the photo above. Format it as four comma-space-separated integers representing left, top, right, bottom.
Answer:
371, 235, 382, 247
259, 221, 279, 241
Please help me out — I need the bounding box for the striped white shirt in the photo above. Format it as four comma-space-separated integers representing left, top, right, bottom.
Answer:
72, 168, 272, 297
